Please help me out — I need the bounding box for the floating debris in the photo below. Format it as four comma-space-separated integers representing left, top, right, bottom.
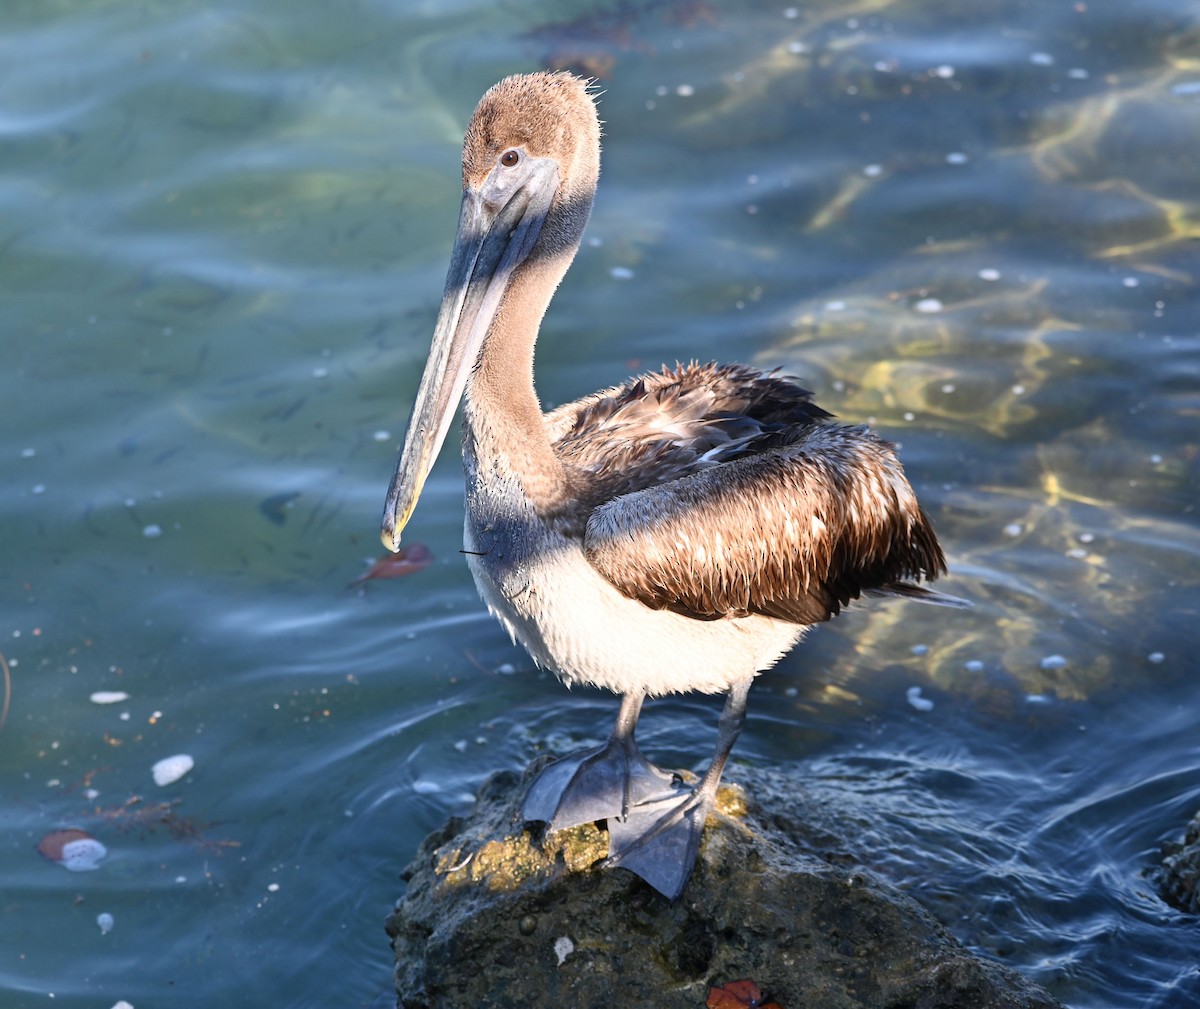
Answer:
37, 829, 108, 872
906, 686, 934, 712
1148, 652, 1165, 664
349, 543, 434, 586
259, 491, 301, 525
945, 151, 969, 165
1039, 655, 1068, 671
90, 691, 130, 705
97, 912, 114, 934
93, 795, 237, 852
913, 298, 943, 313
609, 266, 634, 281
964, 660, 985, 673
152, 754, 194, 787
1003, 522, 1023, 537
910, 644, 928, 656
142, 524, 163, 538
978, 267, 1001, 281
1, 650, 12, 731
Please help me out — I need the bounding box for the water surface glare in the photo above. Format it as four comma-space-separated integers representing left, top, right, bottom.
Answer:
2, 1, 1198, 1007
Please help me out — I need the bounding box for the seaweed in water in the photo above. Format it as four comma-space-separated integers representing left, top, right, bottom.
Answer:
90, 795, 240, 853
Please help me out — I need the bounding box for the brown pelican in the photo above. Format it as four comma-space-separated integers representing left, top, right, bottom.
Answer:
381, 71, 963, 900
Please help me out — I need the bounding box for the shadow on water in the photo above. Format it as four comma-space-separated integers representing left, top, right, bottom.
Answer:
0, 0, 1198, 1007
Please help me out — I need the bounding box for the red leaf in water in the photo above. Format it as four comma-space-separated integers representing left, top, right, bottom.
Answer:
349, 543, 434, 586
37, 828, 91, 861
706, 979, 785, 1009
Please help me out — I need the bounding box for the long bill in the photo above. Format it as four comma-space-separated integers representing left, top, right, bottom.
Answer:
380, 156, 560, 552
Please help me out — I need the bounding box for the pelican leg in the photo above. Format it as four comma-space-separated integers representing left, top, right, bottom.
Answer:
604, 677, 752, 901
523, 692, 683, 830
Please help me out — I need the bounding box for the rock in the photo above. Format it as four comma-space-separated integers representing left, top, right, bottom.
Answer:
387, 763, 1062, 1009
1159, 808, 1200, 914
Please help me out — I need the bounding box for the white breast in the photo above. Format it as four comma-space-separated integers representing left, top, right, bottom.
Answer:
465, 516, 805, 697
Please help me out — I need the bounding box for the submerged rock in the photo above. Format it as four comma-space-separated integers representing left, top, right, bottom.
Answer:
1160, 808, 1200, 914
387, 763, 1061, 1009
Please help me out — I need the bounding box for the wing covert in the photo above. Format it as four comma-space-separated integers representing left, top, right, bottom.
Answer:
582, 423, 946, 625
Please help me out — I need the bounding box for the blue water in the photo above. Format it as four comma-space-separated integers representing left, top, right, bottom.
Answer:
2, 1, 1198, 1006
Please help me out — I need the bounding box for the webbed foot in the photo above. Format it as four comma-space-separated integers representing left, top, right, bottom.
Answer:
525, 680, 752, 902
523, 734, 683, 830
602, 677, 753, 900
603, 787, 714, 901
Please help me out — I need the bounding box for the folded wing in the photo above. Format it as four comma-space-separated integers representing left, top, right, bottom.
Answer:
582, 422, 947, 624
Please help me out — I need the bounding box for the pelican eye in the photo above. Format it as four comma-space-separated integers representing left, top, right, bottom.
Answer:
499, 149, 520, 167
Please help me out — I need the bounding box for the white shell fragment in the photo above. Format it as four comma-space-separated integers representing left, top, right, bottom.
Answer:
906, 686, 935, 712
152, 754, 195, 786
97, 912, 114, 934
90, 691, 130, 705
553, 935, 574, 966
61, 837, 108, 872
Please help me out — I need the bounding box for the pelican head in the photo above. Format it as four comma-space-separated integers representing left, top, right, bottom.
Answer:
381, 72, 601, 551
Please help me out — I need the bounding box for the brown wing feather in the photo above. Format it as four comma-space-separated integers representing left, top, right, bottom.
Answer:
582, 422, 947, 625
548, 362, 830, 505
